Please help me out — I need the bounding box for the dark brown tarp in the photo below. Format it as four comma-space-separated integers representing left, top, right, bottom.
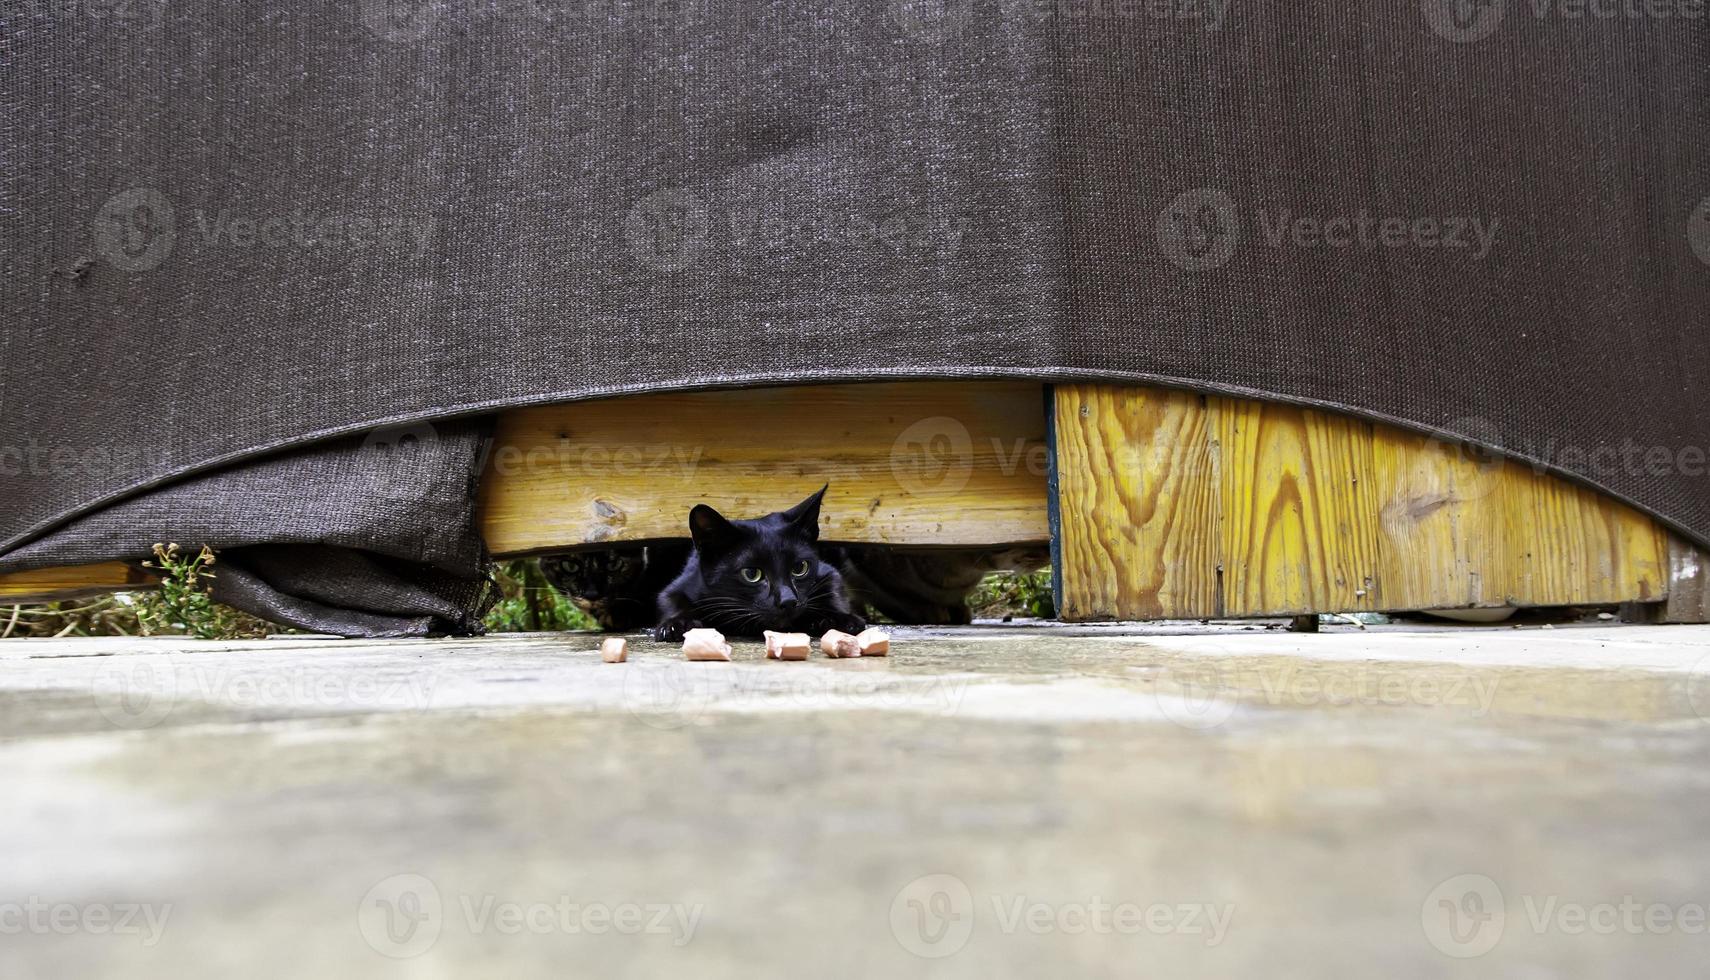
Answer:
4, 1, 1707, 634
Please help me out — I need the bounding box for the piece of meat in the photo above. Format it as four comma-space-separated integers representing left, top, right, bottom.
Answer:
600, 637, 628, 663
855, 628, 890, 657
819, 629, 861, 659
764, 630, 811, 661
682, 627, 732, 662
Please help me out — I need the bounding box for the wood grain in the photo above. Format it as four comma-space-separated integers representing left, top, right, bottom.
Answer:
1053, 385, 1220, 620
0, 562, 150, 604
479, 381, 1052, 555
1054, 384, 1673, 621
1663, 535, 1710, 623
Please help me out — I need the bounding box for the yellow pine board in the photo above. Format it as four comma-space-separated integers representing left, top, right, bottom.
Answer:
478, 381, 1052, 555
0, 562, 147, 604
1054, 385, 1220, 620
1054, 383, 1672, 620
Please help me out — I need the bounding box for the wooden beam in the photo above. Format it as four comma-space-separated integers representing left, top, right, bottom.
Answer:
1662, 534, 1710, 623
478, 381, 1052, 556
1053, 384, 1673, 621
3, 381, 1697, 624
0, 562, 151, 605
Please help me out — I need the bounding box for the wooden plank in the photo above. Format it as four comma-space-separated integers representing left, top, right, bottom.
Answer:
1215, 397, 1382, 617
478, 381, 1052, 556
1054, 383, 1674, 621
1663, 534, 1710, 623
1053, 385, 1220, 620
0, 563, 150, 604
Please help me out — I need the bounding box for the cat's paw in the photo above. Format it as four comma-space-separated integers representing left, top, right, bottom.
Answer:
652, 615, 702, 643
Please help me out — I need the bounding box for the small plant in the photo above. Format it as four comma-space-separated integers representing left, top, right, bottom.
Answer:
968, 569, 1056, 620
483, 558, 597, 633
135, 543, 274, 640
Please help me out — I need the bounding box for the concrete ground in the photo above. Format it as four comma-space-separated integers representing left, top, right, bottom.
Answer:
4, 621, 1710, 978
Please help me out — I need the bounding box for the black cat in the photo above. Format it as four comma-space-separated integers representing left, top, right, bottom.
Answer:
539, 543, 690, 631
652, 485, 867, 642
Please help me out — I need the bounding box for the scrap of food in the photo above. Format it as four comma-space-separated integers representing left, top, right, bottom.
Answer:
764, 630, 811, 661
855, 627, 890, 657
682, 627, 733, 662
819, 629, 861, 659
600, 637, 628, 663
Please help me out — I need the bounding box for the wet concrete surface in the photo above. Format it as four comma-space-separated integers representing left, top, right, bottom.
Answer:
4, 622, 1710, 978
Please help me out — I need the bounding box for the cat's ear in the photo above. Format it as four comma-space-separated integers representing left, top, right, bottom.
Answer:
689, 504, 741, 557
781, 484, 828, 541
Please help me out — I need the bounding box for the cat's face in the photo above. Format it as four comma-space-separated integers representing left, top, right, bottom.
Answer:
689, 486, 840, 626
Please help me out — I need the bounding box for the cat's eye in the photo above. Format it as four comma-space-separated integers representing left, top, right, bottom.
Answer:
790, 560, 810, 578
740, 567, 764, 583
